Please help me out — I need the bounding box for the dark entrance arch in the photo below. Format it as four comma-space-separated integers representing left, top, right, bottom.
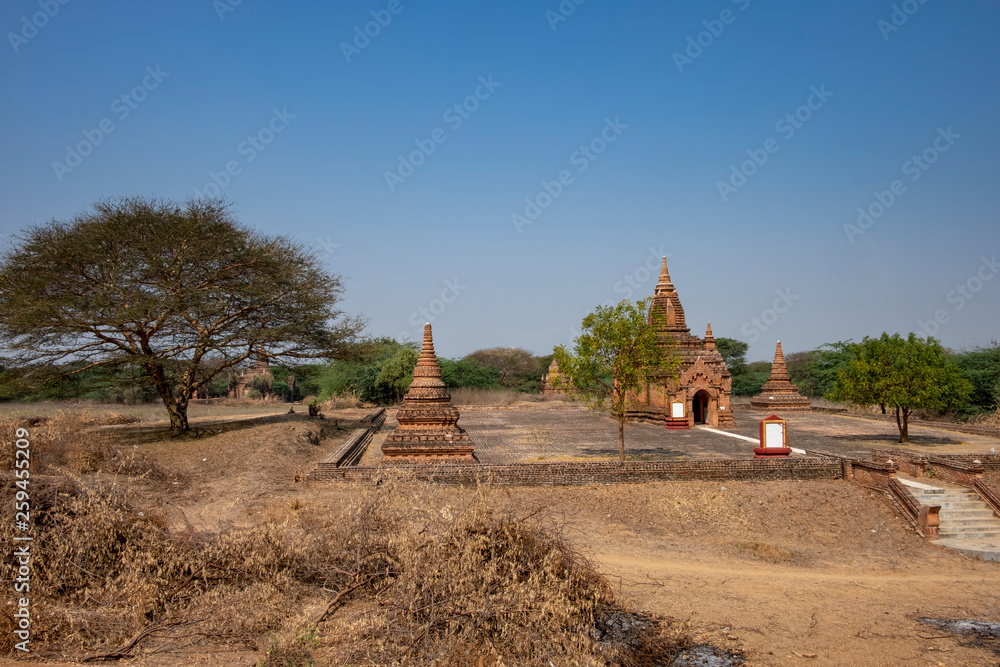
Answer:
692, 390, 710, 424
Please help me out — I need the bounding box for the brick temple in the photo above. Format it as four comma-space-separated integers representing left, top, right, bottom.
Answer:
750, 340, 811, 411
381, 323, 477, 463
625, 257, 735, 429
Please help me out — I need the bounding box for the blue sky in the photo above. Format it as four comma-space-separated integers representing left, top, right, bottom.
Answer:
2, 0, 998, 361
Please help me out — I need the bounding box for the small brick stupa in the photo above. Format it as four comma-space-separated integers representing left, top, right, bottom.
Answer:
750, 341, 811, 411
540, 358, 565, 396
381, 323, 476, 463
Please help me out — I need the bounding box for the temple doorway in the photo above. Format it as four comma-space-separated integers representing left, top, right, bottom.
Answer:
692, 390, 710, 424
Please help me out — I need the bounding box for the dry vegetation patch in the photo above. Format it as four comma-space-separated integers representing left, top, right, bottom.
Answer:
0, 477, 691, 665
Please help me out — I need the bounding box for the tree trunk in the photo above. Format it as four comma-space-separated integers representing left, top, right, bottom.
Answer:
618, 417, 625, 465
165, 399, 189, 432
145, 362, 191, 432
895, 405, 909, 443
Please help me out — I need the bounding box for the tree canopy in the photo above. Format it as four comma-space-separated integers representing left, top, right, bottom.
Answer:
0, 197, 364, 430
830, 333, 971, 442
554, 298, 677, 463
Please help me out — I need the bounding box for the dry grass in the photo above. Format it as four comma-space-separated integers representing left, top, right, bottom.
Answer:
0, 411, 167, 477
734, 541, 795, 564
450, 387, 544, 406
0, 461, 689, 664
969, 407, 1000, 429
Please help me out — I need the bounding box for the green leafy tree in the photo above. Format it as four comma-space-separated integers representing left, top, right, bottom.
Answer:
319, 339, 419, 404
0, 197, 364, 431
464, 347, 543, 391
439, 358, 501, 389
831, 333, 971, 442
793, 342, 854, 398
554, 298, 677, 463
715, 337, 768, 396
953, 341, 1000, 415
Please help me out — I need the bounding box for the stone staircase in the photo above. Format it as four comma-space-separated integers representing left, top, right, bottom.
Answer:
900, 478, 1000, 561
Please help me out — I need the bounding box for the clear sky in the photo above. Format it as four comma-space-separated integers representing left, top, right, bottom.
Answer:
2, 0, 998, 361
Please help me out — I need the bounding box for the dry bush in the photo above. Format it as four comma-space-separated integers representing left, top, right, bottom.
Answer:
321, 390, 367, 410
968, 407, 1000, 430
322, 483, 688, 666
0, 476, 687, 664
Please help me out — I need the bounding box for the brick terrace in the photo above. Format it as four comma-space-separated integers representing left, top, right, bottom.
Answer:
360, 403, 998, 465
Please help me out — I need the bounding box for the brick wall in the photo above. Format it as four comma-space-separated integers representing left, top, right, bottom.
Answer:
307, 458, 843, 486
871, 449, 993, 485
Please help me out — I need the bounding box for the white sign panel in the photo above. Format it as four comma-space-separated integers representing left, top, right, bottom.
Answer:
764, 422, 785, 448
671, 402, 684, 418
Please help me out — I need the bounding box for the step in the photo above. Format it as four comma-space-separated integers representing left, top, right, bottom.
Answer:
933, 538, 1000, 562
938, 531, 1000, 540
939, 509, 997, 520
940, 516, 1000, 527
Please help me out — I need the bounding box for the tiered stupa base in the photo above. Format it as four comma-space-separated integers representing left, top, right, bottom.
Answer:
749, 395, 812, 411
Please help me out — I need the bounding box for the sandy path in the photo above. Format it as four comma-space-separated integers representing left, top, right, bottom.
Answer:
592, 546, 1000, 666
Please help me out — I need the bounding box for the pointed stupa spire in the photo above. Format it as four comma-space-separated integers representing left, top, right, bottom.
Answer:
409, 323, 444, 386
769, 340, 790, 381
704, 322, 716, 350
655, 256, 673, 294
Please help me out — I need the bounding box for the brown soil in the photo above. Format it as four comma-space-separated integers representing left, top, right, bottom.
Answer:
5, 408, 1000, 666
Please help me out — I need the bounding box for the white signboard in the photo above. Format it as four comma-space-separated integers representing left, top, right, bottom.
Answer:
671, 402, 684, 419
764, 422, 785, 448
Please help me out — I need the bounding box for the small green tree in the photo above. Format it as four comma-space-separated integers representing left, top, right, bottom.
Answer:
554, 298, 677, 463
830, 333, 971, 443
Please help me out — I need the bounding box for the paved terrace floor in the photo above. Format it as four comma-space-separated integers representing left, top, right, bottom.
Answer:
361, 402, 999, 465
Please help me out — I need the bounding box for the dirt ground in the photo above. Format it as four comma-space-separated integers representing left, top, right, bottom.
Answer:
5, 404, 1000, 666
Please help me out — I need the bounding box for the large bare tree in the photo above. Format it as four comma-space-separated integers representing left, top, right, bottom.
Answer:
0, 197, 364, 431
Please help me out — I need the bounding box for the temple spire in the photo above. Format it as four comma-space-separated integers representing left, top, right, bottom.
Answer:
704, 322, 716, 350
655, 256, 673, 293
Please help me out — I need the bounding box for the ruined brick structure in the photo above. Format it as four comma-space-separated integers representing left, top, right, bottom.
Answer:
540, 359, 565, 396
750, 341, 811, 411
625, 258, 734, 429
382, 323, 477, 463
230, 355, 272, 399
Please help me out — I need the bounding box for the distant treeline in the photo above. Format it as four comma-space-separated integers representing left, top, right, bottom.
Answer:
0, 339, 553, 406
5, 336, 996, 418
717, 337, 1000, 417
